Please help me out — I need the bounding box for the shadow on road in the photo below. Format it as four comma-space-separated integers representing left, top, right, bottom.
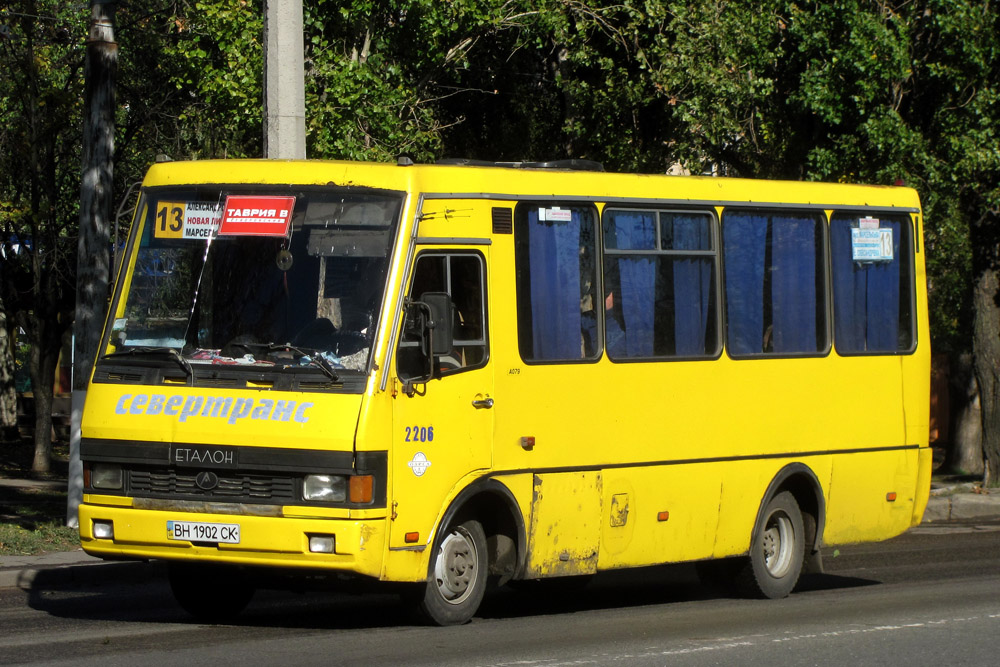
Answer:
795, 571, 881, 593
20, 558, 881, 631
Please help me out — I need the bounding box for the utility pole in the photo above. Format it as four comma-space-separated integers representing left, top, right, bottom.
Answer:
69, 0, 117, 526
263, 0, 306, 159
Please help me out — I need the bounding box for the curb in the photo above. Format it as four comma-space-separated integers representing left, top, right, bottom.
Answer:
922, 493, 1000, 523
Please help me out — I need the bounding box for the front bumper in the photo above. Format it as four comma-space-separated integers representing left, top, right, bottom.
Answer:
79, 501, 387, 577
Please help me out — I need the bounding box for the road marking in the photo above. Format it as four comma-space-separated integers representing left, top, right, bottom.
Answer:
489, 642, 756, 666
480, 613, 1000, 666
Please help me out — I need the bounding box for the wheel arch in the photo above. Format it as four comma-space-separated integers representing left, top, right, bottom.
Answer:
431, 478, 527, 585
751, 463, 826, 558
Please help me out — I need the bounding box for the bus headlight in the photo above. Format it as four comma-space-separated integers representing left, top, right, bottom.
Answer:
303, 474, 347, 502
91, 464, 123, 490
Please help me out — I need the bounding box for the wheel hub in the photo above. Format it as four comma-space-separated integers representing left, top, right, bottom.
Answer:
436, 530, 478, 604
762, 512, 794, 578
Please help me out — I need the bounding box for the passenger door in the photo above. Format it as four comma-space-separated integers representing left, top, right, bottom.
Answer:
389, 249, 494, 550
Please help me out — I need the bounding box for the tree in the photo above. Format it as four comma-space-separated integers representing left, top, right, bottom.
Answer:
0, 296, 16, 440
2, 0, 997, 484
0, 1, 86, 473
299, 0, 549, 162
511, 0, 998, 483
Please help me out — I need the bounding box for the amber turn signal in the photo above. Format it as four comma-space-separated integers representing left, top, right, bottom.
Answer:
349, 475, 374, 503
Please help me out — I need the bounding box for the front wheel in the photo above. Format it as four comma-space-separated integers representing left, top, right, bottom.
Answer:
737, 491, 805, 599
414, 519, 488, 626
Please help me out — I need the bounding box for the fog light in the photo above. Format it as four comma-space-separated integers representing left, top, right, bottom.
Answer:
92, 520, 114, 539
91, 464, 123, 490
303, 475, 347, 502
308, 535, 335, 553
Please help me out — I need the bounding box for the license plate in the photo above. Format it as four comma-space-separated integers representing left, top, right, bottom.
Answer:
167, 520, 240, 544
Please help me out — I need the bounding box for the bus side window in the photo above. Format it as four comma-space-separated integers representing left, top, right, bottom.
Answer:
829, 213, 915, 354
397, 252, 488, 379
514, 203, 599, 362
722, 208, 828, 357
602, 208, 720, 359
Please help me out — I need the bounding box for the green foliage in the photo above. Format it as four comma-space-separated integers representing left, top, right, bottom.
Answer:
0, 1, 85, 425
503, 0, 991, 354
301, 0, 545, 161
1, 0, 997, 386
0, 1, 87, 235
115, 0, 264, 170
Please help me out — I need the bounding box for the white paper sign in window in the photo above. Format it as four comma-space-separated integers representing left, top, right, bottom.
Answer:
539, 207, 573, 222
851, 227, 894, 262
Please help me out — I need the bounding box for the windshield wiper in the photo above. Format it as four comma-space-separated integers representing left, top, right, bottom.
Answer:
301, 352, 341, 383
224, 342, 341, 382
272, 343, 341, 382
103, 346, 194, 384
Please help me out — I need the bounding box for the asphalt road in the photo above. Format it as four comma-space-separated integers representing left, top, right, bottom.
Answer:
2, 521, 999, 666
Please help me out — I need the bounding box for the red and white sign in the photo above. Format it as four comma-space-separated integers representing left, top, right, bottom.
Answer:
218, 195, 296, 237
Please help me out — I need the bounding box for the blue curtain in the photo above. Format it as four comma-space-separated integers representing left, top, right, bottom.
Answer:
723, 213, 767, 355
770, 216, 817, 352
614, 212, 656, 357
831, 217, 901, 352
724, 212, 822, 355
671, 215, 712, 356
527, 208, 585, 359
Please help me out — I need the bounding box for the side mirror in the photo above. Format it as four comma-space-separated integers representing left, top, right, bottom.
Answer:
401, 292, 454, 396
419, 292, 454, 357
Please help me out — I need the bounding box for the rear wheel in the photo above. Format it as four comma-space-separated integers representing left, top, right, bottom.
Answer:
168, 562, 255, 623
414, 519, 488, 626
737, 491, 805, 599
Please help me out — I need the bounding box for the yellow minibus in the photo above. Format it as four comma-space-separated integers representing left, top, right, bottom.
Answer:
79, 158, 931, 625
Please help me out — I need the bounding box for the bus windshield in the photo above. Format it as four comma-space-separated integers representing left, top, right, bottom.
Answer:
106, 187, 402, 373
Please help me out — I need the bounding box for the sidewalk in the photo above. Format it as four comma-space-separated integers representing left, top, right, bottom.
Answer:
2, 475, 999, 591
922, 476, 1000, 522
0, 475, 166, 590
0, 548, 165, 590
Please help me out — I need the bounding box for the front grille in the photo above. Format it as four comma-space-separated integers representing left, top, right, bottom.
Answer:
128, 468, 296, 504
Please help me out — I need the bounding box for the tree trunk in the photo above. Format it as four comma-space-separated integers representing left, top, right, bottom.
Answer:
29, 326, 60, 474
76, 1, 117, 393
948, 357, 984, 475
0, 304, 17, 441
973, 263, 1000, 486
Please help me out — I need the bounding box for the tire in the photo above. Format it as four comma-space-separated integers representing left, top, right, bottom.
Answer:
168, 562, 255, 623
737, 491, 805, 599
415, 519, 488, 626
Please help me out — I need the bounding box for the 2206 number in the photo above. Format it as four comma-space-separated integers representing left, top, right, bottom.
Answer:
405, 425, 434, 442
